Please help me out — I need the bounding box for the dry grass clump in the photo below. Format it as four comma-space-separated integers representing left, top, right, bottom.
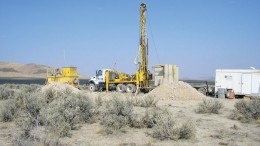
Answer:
196, 99, 223, 114
145, 107, 195, 140
231, 99, 260, 122
100, 96, 134, 134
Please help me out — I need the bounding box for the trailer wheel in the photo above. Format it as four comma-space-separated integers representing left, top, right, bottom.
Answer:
198, 87, 207, 95
116, 84, 126, 93
126, 84, 136, 93
89, 83, 96, 92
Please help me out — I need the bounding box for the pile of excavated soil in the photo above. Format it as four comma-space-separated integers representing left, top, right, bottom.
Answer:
41, 83, 80, 100
147, 81, 206, 100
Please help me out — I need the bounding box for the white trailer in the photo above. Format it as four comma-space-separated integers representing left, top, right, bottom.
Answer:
215, 69, 260, 97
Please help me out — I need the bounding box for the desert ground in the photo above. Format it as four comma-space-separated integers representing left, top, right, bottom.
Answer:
0, 82, 259, 146
56, 99, 260, 146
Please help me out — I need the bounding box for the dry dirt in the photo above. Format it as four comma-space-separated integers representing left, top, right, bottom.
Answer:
0, 83, 260, 146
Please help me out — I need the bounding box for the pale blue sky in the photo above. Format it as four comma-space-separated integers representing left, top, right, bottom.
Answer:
0, 0, 259, 79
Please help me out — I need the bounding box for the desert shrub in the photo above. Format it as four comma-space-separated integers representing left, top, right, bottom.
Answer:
129, 114, 145, 128
0, 84, 42, 100
130, 95, 158, 107
95, 95, 103, 106
143, 107, 172, 128
140, 95, 158, 107
15, 92, 47, 137
150, 108, 195, 140
42, 84, 76, 103
179, 120, 195, 139
12, 127, 61, 146
196, 99, 223, 114
20, 84, 42, 93
151, 110, 177, 140
0, 99, 17, 122
100, 96, 134, 134
23, 92, 47, 119
232, 99, 260, 122
0, 86, 16, 100
40, 93, 94, 137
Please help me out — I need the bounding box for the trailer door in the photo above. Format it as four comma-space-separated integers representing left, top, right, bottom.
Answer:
251, 73, 260, 94
242, 74, 252, 94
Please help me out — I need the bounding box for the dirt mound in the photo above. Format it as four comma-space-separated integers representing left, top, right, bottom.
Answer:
147, 81, 206, 100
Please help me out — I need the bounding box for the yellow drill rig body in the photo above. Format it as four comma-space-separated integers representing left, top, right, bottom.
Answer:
88, 3, 152, 93
46, 67, 79, 87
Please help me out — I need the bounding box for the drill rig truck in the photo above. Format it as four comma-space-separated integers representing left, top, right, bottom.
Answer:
87, 3, 152, 93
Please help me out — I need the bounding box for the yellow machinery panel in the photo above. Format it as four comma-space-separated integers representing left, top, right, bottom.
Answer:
46, 67, 79, 87
62, 67, 78, 77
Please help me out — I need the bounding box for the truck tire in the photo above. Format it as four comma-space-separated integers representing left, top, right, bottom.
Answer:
89, 83, 96, 92
116, 84, 126, 93
198, 87, 207, 95
126, 84, 136, 93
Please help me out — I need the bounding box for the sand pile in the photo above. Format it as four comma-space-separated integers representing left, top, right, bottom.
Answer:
147, 81, 206, 100
41, 83, 80, 100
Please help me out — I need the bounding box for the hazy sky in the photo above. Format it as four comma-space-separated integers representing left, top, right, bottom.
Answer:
0, 0, 259, 79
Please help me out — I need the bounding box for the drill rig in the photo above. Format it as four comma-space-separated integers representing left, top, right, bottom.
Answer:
88, 3, 152, 93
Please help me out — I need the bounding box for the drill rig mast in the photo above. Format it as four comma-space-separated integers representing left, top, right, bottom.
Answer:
136, 3, 151, 89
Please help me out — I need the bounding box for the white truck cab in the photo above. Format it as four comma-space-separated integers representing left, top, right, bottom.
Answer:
88, 69, 110, 91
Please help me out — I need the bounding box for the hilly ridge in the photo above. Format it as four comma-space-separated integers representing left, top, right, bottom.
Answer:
0, 62, 52, 78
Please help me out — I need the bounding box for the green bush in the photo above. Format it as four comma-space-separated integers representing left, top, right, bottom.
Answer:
100, 96, 134, 134
0, 99, 17, 122
196, 99, 223, 114
233, 99, 260, 122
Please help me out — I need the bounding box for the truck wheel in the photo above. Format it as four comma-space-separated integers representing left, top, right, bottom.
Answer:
116, 84, 126, 93
89, 83, 96, 92
198, 87, 207, 95
126, 84, 136, 93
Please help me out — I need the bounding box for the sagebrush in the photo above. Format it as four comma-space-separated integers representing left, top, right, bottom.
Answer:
231, 99, 260, 122
40, 93, 94, 137
0, 99, 17, 122
100, 96, 134, 134
147, 107, 195, 140
196, 99, 223, 114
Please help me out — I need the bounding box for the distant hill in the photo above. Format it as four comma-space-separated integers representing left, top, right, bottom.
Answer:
0, 62, 89, 79
0, 62, 52, 78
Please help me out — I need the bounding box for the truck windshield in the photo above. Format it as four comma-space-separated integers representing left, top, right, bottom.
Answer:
96, 70, 102, 76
